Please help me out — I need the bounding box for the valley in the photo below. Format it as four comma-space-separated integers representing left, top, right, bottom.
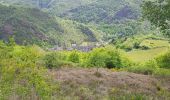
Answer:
0, 0, 170, 100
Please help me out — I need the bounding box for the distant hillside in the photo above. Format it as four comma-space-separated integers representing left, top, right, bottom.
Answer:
0, 0, 142, 24
0, 0, 56, 8
0, 0, 38, 7
0, 0, 95, 10
59, 0, 142, 24
0, 0, 148, 48
0, 4, 101, 47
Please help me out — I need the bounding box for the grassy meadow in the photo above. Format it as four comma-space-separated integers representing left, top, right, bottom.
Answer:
125, 38, 170, 63
127, 47, 169, 63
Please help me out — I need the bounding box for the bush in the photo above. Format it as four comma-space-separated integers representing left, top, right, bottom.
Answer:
105, 47, 123, 69
133, 41, 140, 49
68, 50, 80, 63
84, 46, 131, 69
0, 44, 57, 99
126, 60, 158, 75
43, 51, 75, 69
43, 52, 64, 69
156, 51, 170, 69
154, 68, 170, 76
87, 48, 108, 68
119, 43, 133, 51
140, 45, 150, 50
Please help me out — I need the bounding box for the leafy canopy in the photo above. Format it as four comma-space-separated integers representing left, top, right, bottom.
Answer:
142, 0, 170, 35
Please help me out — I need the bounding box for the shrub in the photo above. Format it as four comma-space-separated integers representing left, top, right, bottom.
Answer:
140, 45, 150, 50
87, 48, 107, 68
84, 46, 131, 69
11, 45, 44, 63
43, 52, 63, 69
154, 68, 170, 76
133, 41, 140, 49
105, 47, 123, 69
126, 60, 158, 75
79, 52, 90, 67
156, 51, 170, 69
142, 60, 158, 75
126, 66, 155, 75
68, 50, 80, 63
106, 46, 133, 69
0, 44, 57, 99
119, 43, 133, 51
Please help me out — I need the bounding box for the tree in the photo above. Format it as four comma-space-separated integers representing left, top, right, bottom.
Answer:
142, 0, 170, 36
87, 48, 108, 74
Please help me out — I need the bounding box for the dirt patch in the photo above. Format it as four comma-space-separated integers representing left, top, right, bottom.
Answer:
50, 68, 170, 98
156, 76, 170, 91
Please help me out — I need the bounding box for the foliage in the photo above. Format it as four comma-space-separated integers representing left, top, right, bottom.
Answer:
87, 48, 108, 68
126, 60, 158, 75
142, 0, 170, 36
0, 4, 100, 47
125, 57, 170, 76
43, 46, 132, 69
43, 52, 61, 69
154, 68, 170, 76
0, 0, 145, 48
127, 47, 169, 63
68, 50, 80, 63
156, 50, 170, 69
58, 0, 141, 24
0, 42, 58, 99
105, 46, 126, 68
0, 40, 169, 99
140, 39, 170, 49
82, 46, 132, 68
0, 0, 170, 99
0, 0, 142, 23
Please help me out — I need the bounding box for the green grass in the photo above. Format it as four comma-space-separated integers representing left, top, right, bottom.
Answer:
126, 38, 170, 63
127, 47, 169, 63
140, 39, 170, 48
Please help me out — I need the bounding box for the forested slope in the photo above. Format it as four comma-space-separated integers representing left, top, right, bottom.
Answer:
0, 4, 100, 47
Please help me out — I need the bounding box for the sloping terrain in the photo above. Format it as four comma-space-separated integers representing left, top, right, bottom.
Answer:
51, 68, 170, 100
0, 0, 39, 7
0, 0, 97, 12
0, 0, 145, 47
60, 0, 142, 24
0, 4, 100, 47
0, 0, 142, 24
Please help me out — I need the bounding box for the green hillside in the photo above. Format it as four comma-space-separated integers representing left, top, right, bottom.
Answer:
0, 0, 142, 23
59, 0, 142, 24
0, 0, 145, 46
0, 4, 101, 47
0, 0, 38, 7
0, 0, 164, 49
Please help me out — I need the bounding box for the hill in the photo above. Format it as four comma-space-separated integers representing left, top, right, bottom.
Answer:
0, 0, 146, 47
0, 4, 101, 47
0, 0, 165, 49
59, 0, 142, 24
0, 0, 142, 24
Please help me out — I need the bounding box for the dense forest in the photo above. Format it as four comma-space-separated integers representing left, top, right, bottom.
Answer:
0, 0, 170, 100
